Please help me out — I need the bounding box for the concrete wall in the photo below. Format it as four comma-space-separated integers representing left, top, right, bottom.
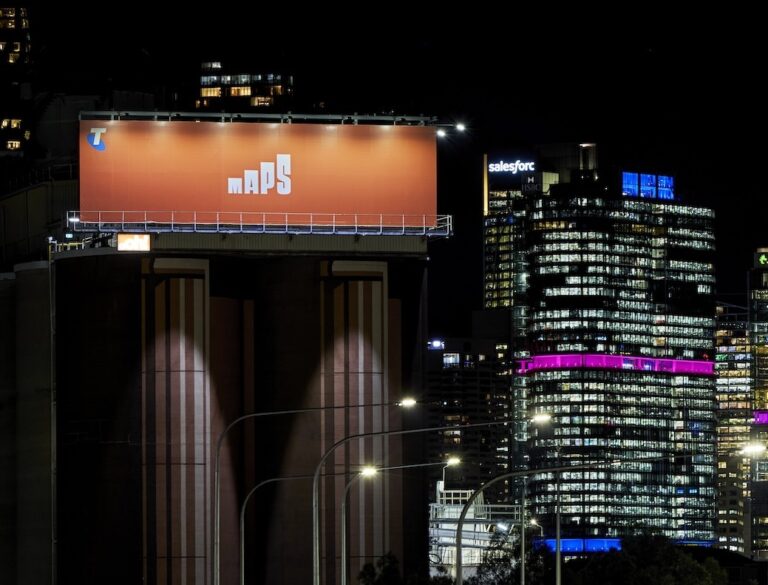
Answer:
14, 261, 53, 585
0, 272, 17, 584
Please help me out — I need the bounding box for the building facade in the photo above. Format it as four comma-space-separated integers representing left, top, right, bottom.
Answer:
483, 145, 717, 542
714, 306, 752, 553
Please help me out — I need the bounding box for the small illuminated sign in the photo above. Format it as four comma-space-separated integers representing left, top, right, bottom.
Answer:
754, 410, 768, 425
622, 171, 675, 200
117, 233, 151, 251
756, 253, 768, 268
488, 160, 535, 174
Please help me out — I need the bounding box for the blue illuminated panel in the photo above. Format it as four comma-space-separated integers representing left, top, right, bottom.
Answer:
621, 172, 638, 196
658, 175, 675, 200
640, 174, 657, 198
622, 171, 675, 201
537, 538, 622, 553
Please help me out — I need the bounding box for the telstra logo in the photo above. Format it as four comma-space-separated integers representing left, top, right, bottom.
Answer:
87, 128, 107, 151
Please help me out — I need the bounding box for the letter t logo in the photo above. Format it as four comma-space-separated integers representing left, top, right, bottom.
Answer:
87, 127, 107, 151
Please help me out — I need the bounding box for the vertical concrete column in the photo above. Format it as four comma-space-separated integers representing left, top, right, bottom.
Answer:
14, 261, 53, 585
0, 273, 17, 584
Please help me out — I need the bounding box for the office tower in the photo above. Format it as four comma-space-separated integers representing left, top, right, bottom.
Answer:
750, 250, 768, 558
484, 144, 716, 543
425, 335, 511, 502
714, 306, 751, 553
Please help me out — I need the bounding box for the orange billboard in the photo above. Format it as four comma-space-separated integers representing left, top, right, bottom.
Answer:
79, 120, 437, 226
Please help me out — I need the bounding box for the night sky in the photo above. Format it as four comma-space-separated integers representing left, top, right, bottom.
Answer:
28, 7, 765, 335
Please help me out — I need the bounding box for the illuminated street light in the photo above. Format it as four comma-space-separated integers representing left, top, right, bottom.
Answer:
436, 129, 447, 138
214, 399, 415, 585
442, 456, 462, 486
341, 460, 459, 585
740, 443, 766, 456
398, 397, 417, 408
531, 413, 552, 424
456, 123, 466, 132
313, 420, 510, 585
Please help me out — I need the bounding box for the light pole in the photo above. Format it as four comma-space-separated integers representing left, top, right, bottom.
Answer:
312, 420, 513, 585
239, 476, 311, 585
340, 461, 459, 585
442, 456, 461, 488
214, 398, 416, 585
521, 413, 551, 585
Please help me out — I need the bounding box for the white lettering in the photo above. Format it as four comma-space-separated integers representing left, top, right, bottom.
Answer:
259, 162, 275, 194
227, 154, 292, 196
488, 159, 536, 174
244, 170, 259, 194
276, 154, 291, 195
228, 177, 243, 194
89, 127, 107, 145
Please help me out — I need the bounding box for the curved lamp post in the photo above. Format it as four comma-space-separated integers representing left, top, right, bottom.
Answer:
312, 420, 513, 585
340, 460, 460, 585
214, 398, 416, 585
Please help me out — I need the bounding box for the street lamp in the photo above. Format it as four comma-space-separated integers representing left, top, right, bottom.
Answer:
530, 519, 544, 537
214, 398, 416, 585
312, 420, 513, 585
741, 443, 767, 456
340, 460, 459, 585
521, 413, 553, 585
442, 456, 461, 487
239, 475, 311, 585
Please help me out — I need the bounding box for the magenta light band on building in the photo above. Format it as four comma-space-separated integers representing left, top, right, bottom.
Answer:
517, 354, 714, 376
754, 411, 768, 425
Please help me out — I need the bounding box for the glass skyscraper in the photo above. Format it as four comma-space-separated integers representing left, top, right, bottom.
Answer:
484, 145, 716, 542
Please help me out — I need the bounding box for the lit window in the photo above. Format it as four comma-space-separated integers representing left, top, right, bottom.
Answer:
250, 96, 273, 107
13, 42, 20, 52
200, 87, 221, 98
0, 42, 5, 51
270, 85, 283, 96
229, 86, 251, 97
24, 130, 30, 140
1, 119, 8, 128
10, 119, 21, 128
8, 52, 18, 63
6, 140, 21, 150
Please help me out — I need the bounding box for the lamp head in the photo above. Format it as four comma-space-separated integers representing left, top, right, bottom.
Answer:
399, 397, 417, 408
532, 413, 552, 424
741, 443, 767, 456
360, 466, 378, 477
446, 457, 461, 467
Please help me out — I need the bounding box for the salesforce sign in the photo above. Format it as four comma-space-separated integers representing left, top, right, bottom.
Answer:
488, 159, 535, 174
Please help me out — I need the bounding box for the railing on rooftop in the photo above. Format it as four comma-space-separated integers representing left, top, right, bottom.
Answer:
67, 210, 452, 237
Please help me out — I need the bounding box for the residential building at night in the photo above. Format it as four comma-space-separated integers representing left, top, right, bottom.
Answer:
0, 6, 32, 155
196, 61, 293, 111
483, 144, 717, 543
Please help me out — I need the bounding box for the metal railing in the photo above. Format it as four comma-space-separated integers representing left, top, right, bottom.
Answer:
67, 210, 452, 237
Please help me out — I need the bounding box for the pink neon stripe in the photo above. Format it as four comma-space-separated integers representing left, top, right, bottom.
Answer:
517, 353, 714, 375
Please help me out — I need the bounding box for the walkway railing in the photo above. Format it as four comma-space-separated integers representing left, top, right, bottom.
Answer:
67, 210, 452, 237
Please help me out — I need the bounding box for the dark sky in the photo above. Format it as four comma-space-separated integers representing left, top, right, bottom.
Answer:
29, 7, 765, 335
